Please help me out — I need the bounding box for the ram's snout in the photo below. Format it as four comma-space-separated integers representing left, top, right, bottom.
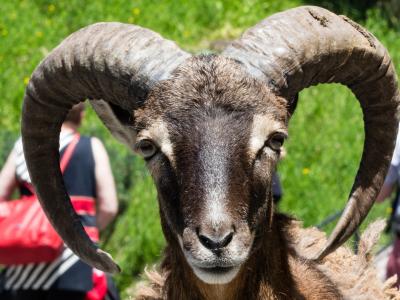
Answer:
179, 216, 253, 285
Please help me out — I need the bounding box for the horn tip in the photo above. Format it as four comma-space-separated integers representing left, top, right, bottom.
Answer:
95, 249, 121, 274
313, 242, 335, 262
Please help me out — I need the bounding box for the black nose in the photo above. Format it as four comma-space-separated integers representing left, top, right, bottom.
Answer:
197, 231, 234, 251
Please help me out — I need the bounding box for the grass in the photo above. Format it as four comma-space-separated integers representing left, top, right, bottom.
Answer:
1, 0, 399, 297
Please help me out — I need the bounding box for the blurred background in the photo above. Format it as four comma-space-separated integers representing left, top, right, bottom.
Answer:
0, 0, 399, 297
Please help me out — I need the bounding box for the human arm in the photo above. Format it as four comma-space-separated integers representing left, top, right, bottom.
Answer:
376, 183, 395, 203
91, 137, 118, 231
0, 149, 17, 202
376, 164, 397, 203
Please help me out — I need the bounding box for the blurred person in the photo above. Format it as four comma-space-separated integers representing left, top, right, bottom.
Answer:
376, 130, 400, 286
272, 146, 287, 205
0, 103, 119, 300
272, 172, 283, 204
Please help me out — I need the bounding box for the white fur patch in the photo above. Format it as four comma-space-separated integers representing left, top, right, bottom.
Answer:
199, 137, 230, 227
136, 120, 175, 166
191, 265, 240, 285
248, 114, 286, 158
207, 197, 229, 229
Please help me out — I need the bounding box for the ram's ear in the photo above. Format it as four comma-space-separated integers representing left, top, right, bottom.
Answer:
90, 100, 136, 151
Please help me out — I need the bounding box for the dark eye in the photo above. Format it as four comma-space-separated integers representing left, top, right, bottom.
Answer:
135, 139, 158, 159
267, 133, 286, 151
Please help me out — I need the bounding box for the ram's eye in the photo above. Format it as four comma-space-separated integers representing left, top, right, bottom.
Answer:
135, 139, 158, 159
267, 133, 286, 151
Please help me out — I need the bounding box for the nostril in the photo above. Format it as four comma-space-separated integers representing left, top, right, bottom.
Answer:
198, 231, 234, 250
220, 231, 234, 248
198, 234, 218, 250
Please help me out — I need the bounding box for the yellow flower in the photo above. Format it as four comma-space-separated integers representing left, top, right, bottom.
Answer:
48, 4, 56, 13
302, 168, 310, 175
35, 31, 43, 38
132, 7, 140, 16
386, 207, 393, 215
23, 77, 30, 85
183, 30, 190, 38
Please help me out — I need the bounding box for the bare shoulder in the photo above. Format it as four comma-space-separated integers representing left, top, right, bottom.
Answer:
91, 136, 105, 150
90, 137, 109, 160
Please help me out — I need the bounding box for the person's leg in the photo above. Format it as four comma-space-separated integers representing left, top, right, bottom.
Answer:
2, 289, 86, 300
8, 290, 47, 300
46, 289, 86, 300
0, 290, 15, 300
387, 237, 400, 286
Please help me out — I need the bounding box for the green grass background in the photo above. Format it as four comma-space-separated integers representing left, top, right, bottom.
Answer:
1, 0, 399, 297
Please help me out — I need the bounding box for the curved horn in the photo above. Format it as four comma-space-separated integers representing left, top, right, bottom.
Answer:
22, 22, 190, 273
90, 100, 137, 151
223, 6, 400, 259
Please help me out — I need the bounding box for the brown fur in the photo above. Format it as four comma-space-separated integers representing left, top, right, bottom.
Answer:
21, 7, 399, 278
134, 218, 400, 300
130, 57, 399, 299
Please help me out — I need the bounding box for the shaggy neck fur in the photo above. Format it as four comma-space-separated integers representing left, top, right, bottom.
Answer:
158, 214, 342, 300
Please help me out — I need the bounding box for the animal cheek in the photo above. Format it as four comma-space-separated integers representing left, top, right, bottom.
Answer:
235, 224, 253, 245
182, 227, 198, 251
157, 193, 184, 235
253, 157, 276, 181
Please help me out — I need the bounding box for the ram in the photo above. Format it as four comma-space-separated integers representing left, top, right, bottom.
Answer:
21, 6, 400, 300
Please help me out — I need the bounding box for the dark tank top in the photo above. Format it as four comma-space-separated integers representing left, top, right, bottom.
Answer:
62, 136, 96, 198
3, 135, 99, 292
61, 136, 98, 232
19, 135, 98, 232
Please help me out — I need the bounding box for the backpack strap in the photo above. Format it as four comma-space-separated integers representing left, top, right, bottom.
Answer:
25, 133, 80, 194
60, 133, 80, 173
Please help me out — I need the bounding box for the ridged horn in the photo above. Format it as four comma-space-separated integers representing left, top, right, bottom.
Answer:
21, 22, 190, 273
223, 6, 400, 259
